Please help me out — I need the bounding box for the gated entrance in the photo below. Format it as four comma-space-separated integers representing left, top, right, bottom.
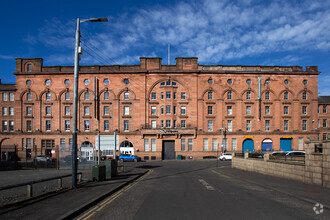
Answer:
162, 140, 175, 160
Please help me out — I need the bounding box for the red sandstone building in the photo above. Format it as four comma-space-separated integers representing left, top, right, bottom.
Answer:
0, 57, 328, 161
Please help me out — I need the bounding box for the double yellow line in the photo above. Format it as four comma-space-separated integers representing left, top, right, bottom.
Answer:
77, 169, 153, 220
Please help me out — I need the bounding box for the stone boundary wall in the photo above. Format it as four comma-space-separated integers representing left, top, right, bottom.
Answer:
232, 140, 330, 188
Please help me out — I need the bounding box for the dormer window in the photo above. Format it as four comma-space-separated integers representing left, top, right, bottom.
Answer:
27, 64, 32, 72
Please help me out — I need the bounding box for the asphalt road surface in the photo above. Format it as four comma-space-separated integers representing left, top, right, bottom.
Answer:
76, 160, 327, 220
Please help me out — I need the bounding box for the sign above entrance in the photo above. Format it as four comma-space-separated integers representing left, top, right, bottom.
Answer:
281, 136, 292, 139
244, 136, 254, 138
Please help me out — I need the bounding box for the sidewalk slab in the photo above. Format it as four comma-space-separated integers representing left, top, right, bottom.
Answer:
0, 168, 147, 220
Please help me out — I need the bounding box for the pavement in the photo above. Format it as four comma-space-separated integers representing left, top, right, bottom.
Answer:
0, 160, 329, 219
0, 164, 148, 220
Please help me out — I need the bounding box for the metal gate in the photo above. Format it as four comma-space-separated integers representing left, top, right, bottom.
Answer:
162, 140, 175, 160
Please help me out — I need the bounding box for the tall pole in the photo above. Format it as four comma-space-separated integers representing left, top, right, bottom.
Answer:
72, 18, 81, 188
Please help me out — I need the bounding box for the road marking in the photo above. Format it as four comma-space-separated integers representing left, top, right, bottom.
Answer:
77, 169, 153, 220
211, 169, 231, 179
198, 179, 215, 190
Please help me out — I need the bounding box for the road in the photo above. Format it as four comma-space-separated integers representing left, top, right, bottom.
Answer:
76, 160, 327, 220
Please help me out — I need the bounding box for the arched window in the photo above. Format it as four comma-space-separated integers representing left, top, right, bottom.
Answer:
104, 92, 109, 100
84, 92, 89, 100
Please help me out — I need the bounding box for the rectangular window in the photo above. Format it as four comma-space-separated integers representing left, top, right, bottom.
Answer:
318, 119, 320, 128
265, 92, 270, 100
166, 120, 171, 128
232, 138, 237, 151
65, 120, 70, 131
284, 92, 288, 100
124, 106, 129, 115
104, 106, 110, 115
188, 139, 193, 151
323, 119, 327, 128
60, 138, 66, 151
227, 120, 232, 131
298, 138, 304, 150
208, 120, 213, 131
46, 120, 51, 131
151, 139, 156, 151
27, 106, 32, 115
9, 107, 14, 115
246, 106, 251, 115
302, 120, 307, 131
265, 120, 270, 131
22, 138, 25, 151
246, 91, 251, 100
9, 120, 14, 131
46, 106, 51, 115
318, 105, 320, 113
104, 92, 109, 100
284, 120, 289, 131
161, 92, 164, 100
173, 106, 176, 115
212, 138, 217, 151
181, 120, 186, 128
65, 106, 70, 115
166, 105, 171, 114
26, 120, 32, 131
302, 106, 307, 114
151, 92, 156, 100
181, 92, 186, 100
124, 120, 129, 131
151, 120, 156, 129
173, 92, 177, 100
3, 93, 8, 101
181, 106, 186, 115
166, 92, 171, 99
27, 93, 32, 101
2, 121, 7, 132
161, 120, 164, 128
323, 105, 327, 113
65, 92, 70, 100
2, 107, 7, 115
265, 106, 270, 115
151, 106, 156, 115
246, 120, 251, 131
323, 133, 327, 140
181, 139, 186, 151
46, 93, 51, 101
227, 91, 232, 100
161, 106, 164, 115
124, 92, 129, 100
302, 92, 307, 100
26, 138, 31, 149
9, 93, 14, 101
227, 106, 232, 115
84, 106, 90, 115
84, 120, 90, 131
208, 92, 213, 100
104, 120, 109, 131
208, 106, 213, 115
284, 106, 289, 115
203, 138, 208, 151
144, 139, 149, 151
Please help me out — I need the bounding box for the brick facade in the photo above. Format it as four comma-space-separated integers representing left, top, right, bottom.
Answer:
0, 57, 327, 160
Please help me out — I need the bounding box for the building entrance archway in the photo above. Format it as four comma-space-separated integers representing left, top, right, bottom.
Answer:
242, 139, 254, 153
261, 138, 273, 152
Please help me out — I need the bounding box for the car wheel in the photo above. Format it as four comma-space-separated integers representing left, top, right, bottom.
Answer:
223, 158, 226, 161
120, 158, 124, 162
133, 158, 137, 162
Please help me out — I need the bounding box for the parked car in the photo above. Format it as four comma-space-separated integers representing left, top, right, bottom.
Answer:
219, 153, 232, 161
286, 151, 305, 156
35, 155, 52, 162
118, 154, 141, 162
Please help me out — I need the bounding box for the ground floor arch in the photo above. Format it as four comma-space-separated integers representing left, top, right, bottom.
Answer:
120, 141, 134, 155
80, 141, 93, 161
242, 139, 254, 153
261, 138, 273, 152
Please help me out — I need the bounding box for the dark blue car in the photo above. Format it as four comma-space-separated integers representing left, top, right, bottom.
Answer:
118, 154, 141, 162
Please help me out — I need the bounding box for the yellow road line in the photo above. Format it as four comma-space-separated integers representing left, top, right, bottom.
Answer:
77, 169, 153, 220
211, 169, 231, 179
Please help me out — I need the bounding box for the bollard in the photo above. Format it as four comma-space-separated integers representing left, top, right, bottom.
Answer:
27, 184, 33, 198
78, 173, 82, 183
58, 177, 62, 188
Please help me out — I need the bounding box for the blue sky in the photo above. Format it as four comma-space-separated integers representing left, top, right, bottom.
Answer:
1, 0, 330, 95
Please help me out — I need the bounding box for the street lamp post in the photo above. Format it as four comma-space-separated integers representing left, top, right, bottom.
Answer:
72, 17, 108, 188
